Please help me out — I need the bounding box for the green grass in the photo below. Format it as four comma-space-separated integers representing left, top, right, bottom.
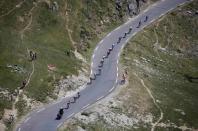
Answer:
15, 95, 28, 117
65, 0, 123, 60
61, 1, 198, 130
0, 99, 12, 119
121, 1, 198, 129
0, 0, 81, 102
0, 0, 136, 122
0, 0, 127, 103
0, 0, 81, 108
59, 119, 134, 131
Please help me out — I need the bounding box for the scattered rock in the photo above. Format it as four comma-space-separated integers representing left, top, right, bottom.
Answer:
0, 122, 5, 131
6, 64, 26, 74
74, 50, 87, 63
77, 126, 86, 131
54, 71, 88, 99
2, 109, 17, 124
47, 64, 56, 71
174, 108, 186, 116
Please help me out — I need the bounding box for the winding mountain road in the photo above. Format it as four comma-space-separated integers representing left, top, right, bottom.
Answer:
16, 0, 191, 131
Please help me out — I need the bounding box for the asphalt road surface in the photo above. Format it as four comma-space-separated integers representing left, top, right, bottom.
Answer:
16, 0, 191, 131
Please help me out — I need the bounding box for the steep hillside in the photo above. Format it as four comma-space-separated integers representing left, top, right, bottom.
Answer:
0, 0, 152, 130
59, 1, 198, 131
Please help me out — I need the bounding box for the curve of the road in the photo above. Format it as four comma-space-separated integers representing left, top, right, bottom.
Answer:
16, 0, 191, 131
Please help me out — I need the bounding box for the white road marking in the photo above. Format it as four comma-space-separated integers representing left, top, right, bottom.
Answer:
24, 117, 31, 123
159, 13, 165, 18
92, 54, 95, 59
117, 59, 119, 64
117, 72, 119, 78
131, 33, 135, 37
53, 101, 58, 104
131, 31, 137, 37
82, 104, 90, 110
125, 16, 136, 25
57, 122, 63, 128
18, 128, 21, 131
133, 31, 138, 35
150, 19, 155, 23
121, 44, 125, 49
107, 33, 111, 37
169, 7, 174, 11
143, 8, 149, 13
37, 107, 45, 113
91, 62, 93, 67
90, 70, 93, 75
115, 26, 121, 31
152, 3, 157, 7
66, 113, 74, 119
97, 96, 104, 101
117, 66, 119, 72
94, 46, 99, 51
100, 40, 104, 43
142, 25, 147, 30
109, 86, 115, 93
115, 77, 118, 84
126, 37, 131, 42
118, 51, 121, 57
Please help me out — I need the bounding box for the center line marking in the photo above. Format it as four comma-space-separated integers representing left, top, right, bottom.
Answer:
97, 96, 104, 101
18, 128, 21, 131
82, 104, 90, 110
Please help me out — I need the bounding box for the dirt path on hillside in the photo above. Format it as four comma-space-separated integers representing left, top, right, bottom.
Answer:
25, 49, 35, 87
20, 3, 37, 89
134, 73, 164, 131
62, 2, 87, 63
63, 2, 76, 47
11, 1, 39, 107
0, 0, 26, 19
157, 122, 195, 131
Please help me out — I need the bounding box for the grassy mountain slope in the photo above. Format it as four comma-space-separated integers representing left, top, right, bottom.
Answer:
60, 1, 198, 130
0, 0, 152, 129
123, 1, 198, 129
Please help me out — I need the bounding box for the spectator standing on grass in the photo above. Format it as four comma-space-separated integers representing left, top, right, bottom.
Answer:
34, 52, 37, 60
